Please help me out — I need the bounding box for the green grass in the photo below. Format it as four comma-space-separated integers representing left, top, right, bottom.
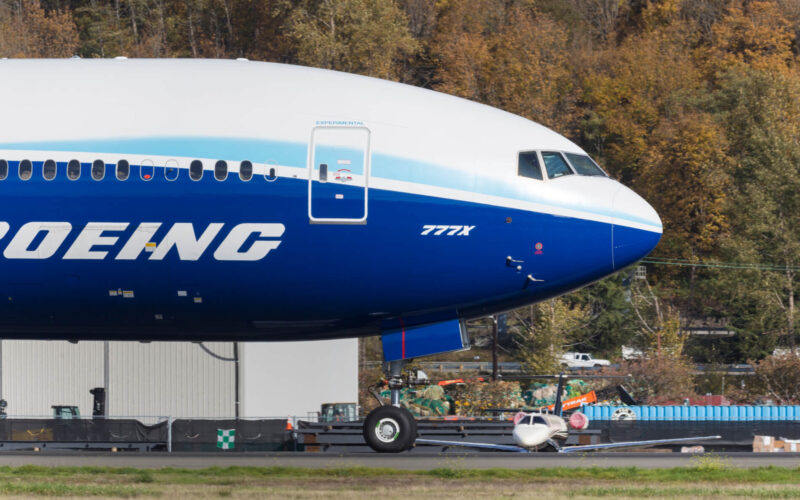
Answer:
1, 465, 800, 498
421, 464, 800, 483
0, 482, 158, 497
0, 464, 799, 483
570, 486, 800, 498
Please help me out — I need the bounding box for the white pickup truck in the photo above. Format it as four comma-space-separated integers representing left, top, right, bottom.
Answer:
560, 352, 611, 368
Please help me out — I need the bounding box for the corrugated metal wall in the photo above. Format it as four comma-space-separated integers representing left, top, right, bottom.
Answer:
1, 340, 103, 417
108, 342, 235, 417
0, 339, 357, 419
0, 340, 234, 418
584, 405, 800, 421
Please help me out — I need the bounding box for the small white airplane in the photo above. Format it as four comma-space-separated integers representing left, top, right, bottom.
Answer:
416, 409, 721, 453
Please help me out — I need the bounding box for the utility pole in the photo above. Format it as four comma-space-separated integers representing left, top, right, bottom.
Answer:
233, 342, 240, 419
103, 341, 109, 417
492, 316, 499, 381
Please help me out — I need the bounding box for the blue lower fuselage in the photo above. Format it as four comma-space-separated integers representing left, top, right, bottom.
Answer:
0, 158, 658, 341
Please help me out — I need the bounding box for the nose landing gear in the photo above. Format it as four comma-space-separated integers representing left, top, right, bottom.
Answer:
362, 360, 418, 452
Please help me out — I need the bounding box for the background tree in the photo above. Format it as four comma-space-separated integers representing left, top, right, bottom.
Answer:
617, 355, 697, 403
713, 67, 800, 350
512, 298, 590, 374
284, 0, 416, 79
431, 0, 577, 134
0, 0, 79, 57
568, 275, 636, 357
748, 354, 800, 404
697, 0, 796, 79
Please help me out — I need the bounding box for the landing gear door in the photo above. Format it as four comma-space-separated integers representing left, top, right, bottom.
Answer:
308, 126, 370, 224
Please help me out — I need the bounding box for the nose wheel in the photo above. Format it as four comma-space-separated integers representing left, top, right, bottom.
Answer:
362, 359, 418, 452
363, 405, 417, 452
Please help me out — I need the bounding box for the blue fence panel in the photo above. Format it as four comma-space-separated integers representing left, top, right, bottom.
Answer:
582, 405, 800, 421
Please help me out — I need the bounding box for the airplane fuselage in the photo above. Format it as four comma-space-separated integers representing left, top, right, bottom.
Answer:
0, 59, 661, 341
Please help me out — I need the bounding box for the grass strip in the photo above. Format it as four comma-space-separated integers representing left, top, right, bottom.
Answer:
0, 482, 158, 497
421, 464, 800, 483
0, 464, 799, 483
570, 486, 800, 498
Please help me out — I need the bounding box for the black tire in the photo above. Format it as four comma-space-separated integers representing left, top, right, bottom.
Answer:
363, 405, 418, 453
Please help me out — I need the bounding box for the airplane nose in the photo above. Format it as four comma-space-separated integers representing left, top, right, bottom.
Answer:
512, 425, 551, 449
612, 185, 662, 270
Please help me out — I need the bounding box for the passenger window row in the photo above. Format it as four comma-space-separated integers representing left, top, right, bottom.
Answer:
517, 151, 607, 181
0, 159, 277, 183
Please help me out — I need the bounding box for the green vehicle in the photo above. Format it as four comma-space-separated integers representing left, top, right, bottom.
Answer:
319, 403, 357, 422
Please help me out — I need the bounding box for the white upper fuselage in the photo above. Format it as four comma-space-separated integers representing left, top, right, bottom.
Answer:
0, 59, 660, 234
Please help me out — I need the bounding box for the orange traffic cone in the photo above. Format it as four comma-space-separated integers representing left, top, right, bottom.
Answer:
285, 417, 293, 431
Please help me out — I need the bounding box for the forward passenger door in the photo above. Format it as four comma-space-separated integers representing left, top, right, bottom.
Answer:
308, 126, 370, 224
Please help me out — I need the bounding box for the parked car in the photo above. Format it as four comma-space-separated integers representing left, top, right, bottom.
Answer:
560, 352, 611, 368
621, 345, 644, 360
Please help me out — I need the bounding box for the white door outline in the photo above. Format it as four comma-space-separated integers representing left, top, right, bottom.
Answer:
307, 125, 371, 225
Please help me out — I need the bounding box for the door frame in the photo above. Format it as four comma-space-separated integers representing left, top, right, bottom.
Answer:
307, 125, 371, 225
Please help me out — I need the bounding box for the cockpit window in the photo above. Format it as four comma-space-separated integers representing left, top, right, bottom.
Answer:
518, 152, 543, 180
541, 152, 573, 179
518, 416, 531, 425
565, 153, 606, 176
532, 416, 548, 425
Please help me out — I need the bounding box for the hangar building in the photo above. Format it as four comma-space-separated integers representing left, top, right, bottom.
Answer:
0, 339, 358, 419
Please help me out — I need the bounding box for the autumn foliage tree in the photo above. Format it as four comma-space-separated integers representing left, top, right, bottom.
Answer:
0, 0, 79, 57
713, 67, 800, 350
431, 0, 578, 134
285, 0, 417, 79
698, 0, 796, 78
744, 354, 800, 404
512, 298, 590, 374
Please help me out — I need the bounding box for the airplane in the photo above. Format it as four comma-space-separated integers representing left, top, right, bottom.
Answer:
416, 410, 722, 453
0, 58, 662, 452
417, 376, 720, 453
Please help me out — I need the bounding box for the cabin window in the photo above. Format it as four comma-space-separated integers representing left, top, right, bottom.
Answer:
215, 160, 228, 181
190, 160, 203, 181
67, 160, 81, 180
43, 160, 56, 180
239, 161, 253, 181
19, 160, 32, 180
92, 160, 105, 181
518, 152, 543, 180
565, 153, 606, 177
541, 152, 573, 179
0, 160, 7, 180
165, 160, 179, 181
319, 163, 328, 182
117, 160, 130, 180
140, 160, 154, 181
266, 161, 278, 182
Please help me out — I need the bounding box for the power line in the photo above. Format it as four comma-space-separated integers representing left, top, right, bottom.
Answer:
641, 257, 800, 272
